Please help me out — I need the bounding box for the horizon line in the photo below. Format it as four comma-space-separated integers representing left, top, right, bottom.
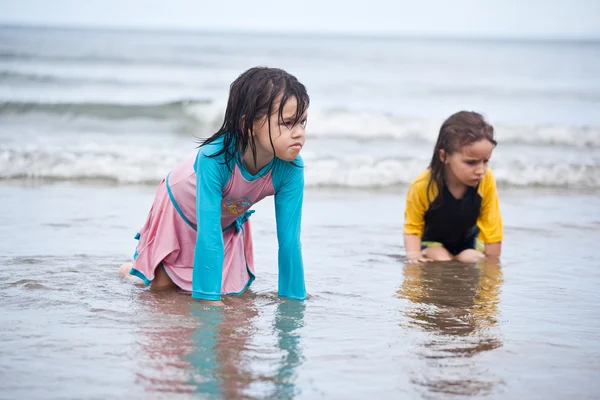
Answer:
1, 22, 599, 43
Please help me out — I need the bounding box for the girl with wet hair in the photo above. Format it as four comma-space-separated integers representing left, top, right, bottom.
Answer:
120, 67, 309, 305
404, 111, 503, 264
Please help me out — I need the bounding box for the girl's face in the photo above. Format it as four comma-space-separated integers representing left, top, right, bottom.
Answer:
441, 139, 494, 187
252, 96, 307, 162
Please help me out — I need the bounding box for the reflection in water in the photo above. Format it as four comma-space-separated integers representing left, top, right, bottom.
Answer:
271, 300, 306, 399
191, 296, 260, 398
134, 291, 305, 399
134, 291, 200, 395
397, 260, 504, 397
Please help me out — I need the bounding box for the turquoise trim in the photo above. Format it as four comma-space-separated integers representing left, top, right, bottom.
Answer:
166, 171, 197, 231
129, 268, 152, 286
222, 209, 255, 232
133, 232, 140, 259
192, 291, 221, 301
225, 269, 255, 296
129, 265, 170, 287
280, 295, 306, 301
190, 273, 254, 299
235, 155, 274, 181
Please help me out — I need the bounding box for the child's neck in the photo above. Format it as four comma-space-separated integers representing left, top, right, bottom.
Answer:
242, 149, 273, 175
443, 170, 468, 199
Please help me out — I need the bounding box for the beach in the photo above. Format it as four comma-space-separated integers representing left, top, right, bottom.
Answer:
1, 26, 599, 399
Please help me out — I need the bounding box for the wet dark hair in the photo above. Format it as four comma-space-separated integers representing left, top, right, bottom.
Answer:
428, 111, 496, 205
201, 66, 309, 170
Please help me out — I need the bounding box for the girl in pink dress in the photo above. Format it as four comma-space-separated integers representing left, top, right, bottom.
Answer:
120, 67, 309, 305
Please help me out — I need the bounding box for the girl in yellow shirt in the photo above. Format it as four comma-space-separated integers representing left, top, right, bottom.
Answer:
403, 111, 503, 264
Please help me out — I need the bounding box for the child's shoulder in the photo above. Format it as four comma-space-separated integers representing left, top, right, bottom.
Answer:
198, 136, 226, 158
272, 155, 304, 189
406, 169, 436, 202
273, 154, 304, 172
478, 168, 498, 194
482, 168, 496, 181
196, 137, 239, 169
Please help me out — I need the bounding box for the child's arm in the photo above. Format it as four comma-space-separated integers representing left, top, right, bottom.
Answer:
484, 242, 501, 259
477, 170, 503, 259
404, 234, 428, 264
404, 176, 430, 264
273, 161, 306, 300
191, 150, 227, 301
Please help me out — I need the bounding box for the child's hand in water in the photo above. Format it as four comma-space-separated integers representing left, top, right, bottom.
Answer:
406, 251, 430, 264
199, 300, 225, 307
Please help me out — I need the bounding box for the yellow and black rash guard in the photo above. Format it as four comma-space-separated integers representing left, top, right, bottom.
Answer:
404, 169, 503, 254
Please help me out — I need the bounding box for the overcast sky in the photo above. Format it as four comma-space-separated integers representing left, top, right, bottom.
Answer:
1, 0, 599, 39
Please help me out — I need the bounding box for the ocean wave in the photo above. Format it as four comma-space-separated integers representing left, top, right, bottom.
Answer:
0, 49, 218, 68
305, 109, 600, 148
2, 100, 599, 148
0, 70, 191, 88
0, 70, 62, 84
185, 103, 600, 148
0, 99, 210, 120
304, 157, 600, 189
2, 149, 599, 189
420, 85, 600, 103
184, 103, 600, 148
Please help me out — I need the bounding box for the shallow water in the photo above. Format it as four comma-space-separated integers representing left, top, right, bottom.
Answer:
2, 25, 600, 399
1, 183, 599, 399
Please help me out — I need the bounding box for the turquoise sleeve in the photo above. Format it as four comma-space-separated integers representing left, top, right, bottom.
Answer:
273, 158, 306, 300
191, 147, 228, 301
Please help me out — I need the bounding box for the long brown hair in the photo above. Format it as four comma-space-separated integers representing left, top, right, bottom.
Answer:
428, 111, 496, 205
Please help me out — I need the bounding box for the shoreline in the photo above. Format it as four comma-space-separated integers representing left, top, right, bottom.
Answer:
2, 178, 600, 196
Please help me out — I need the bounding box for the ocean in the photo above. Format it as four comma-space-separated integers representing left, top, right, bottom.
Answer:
1, 26, 599, 399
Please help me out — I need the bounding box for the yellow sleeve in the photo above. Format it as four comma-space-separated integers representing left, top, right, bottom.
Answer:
477, 169, 503, 243
404, 170, 435, 237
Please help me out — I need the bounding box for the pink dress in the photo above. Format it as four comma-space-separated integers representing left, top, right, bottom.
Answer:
129, 138, 306, 301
